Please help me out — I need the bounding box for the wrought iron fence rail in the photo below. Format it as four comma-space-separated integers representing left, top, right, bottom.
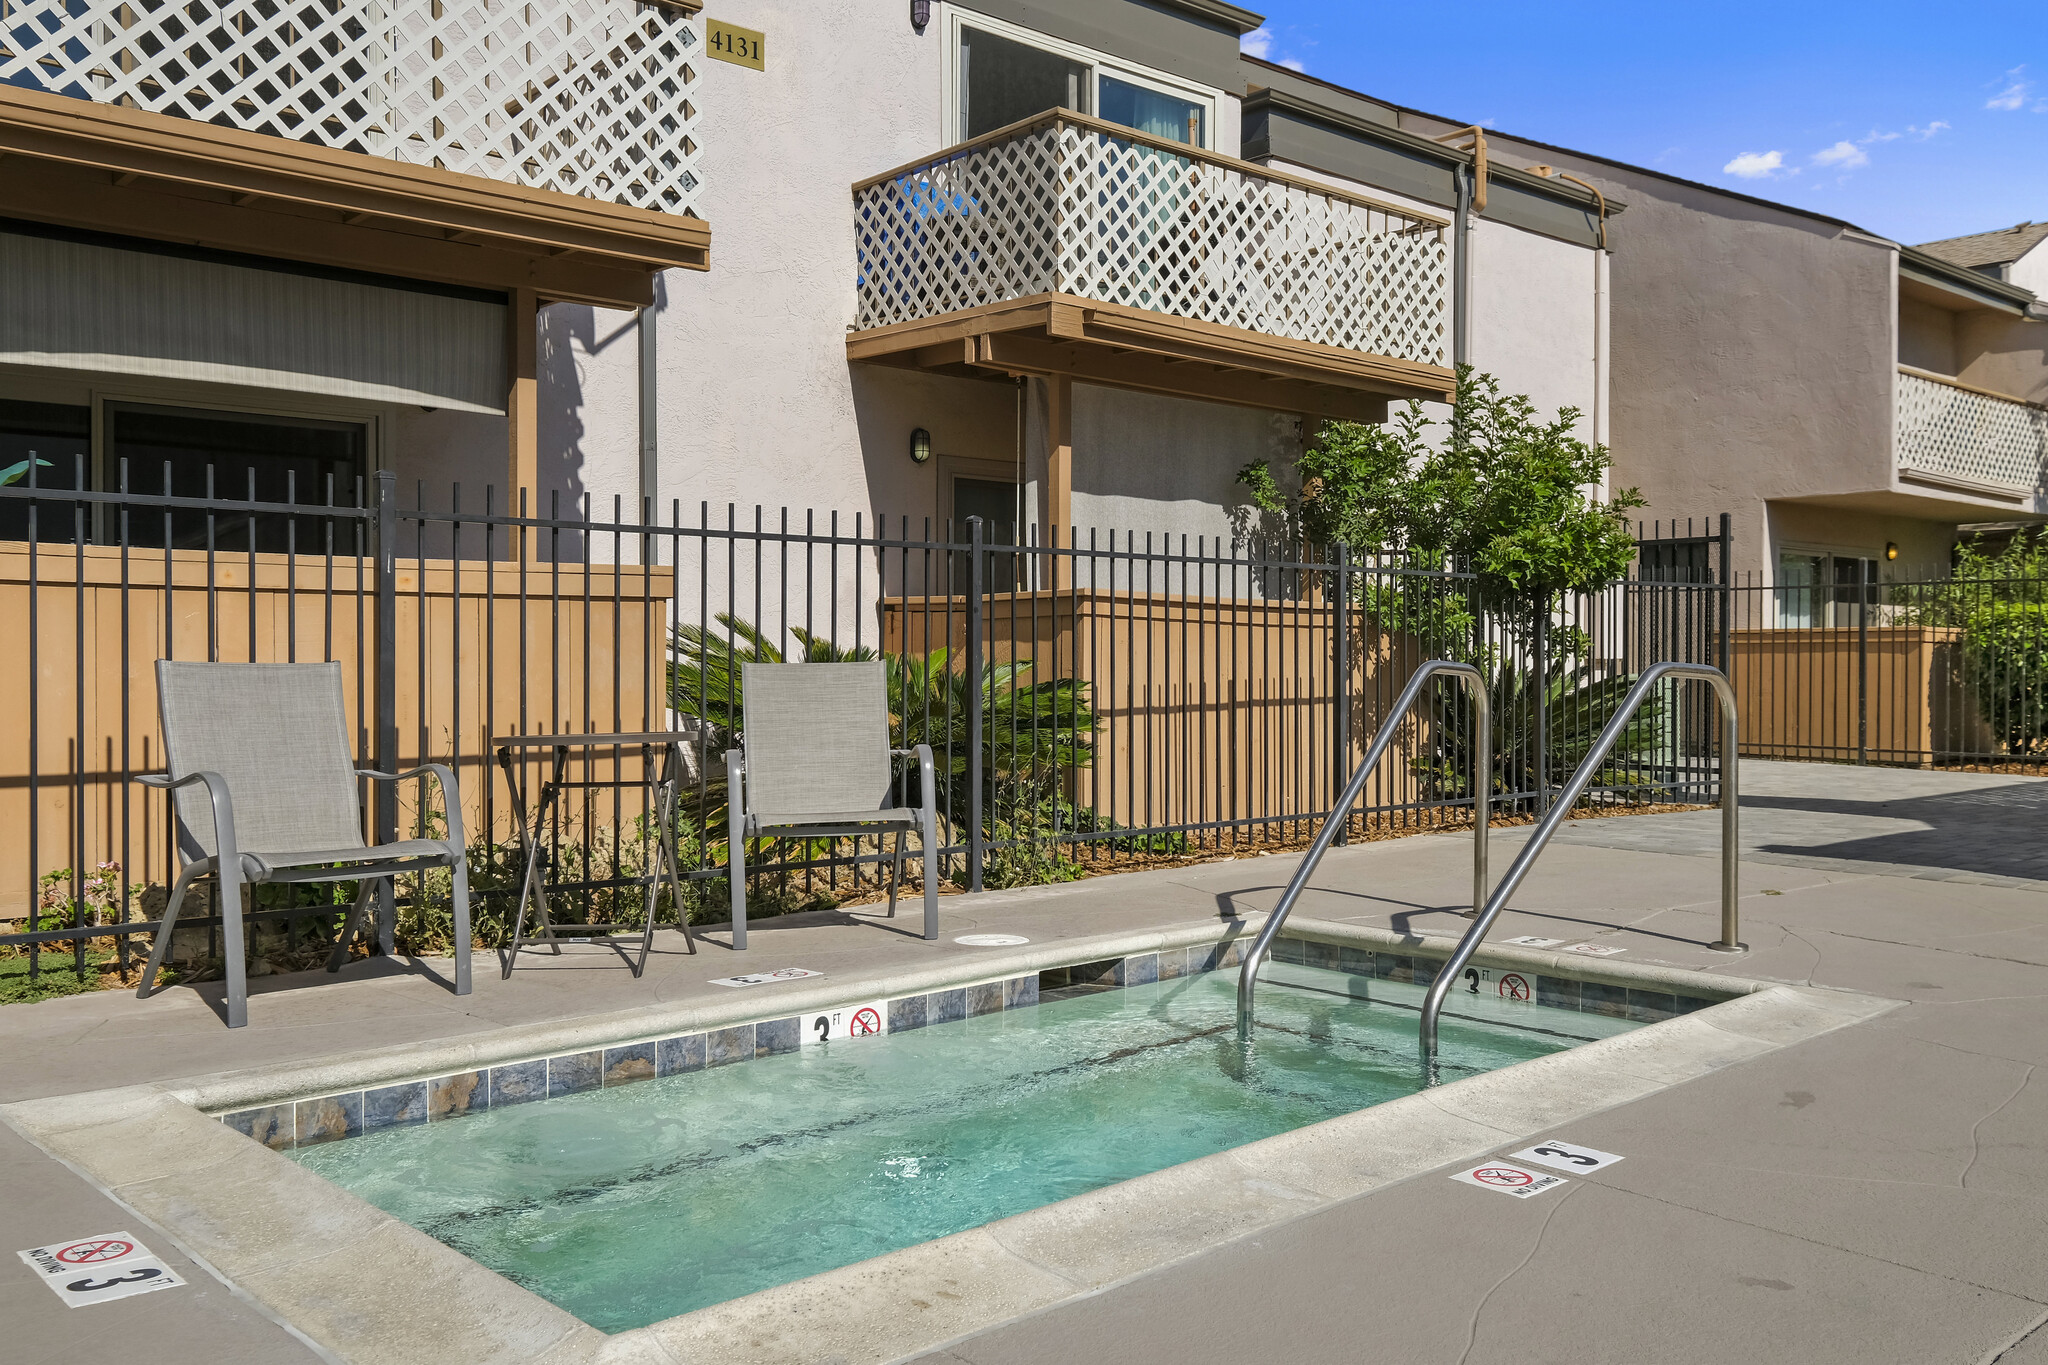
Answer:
2, 480, 1734, 986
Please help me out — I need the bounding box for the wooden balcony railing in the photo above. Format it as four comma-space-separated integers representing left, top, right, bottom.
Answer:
853, 110, 1450, 368
1897, 366, 2048, 495
0, 0, 703, 216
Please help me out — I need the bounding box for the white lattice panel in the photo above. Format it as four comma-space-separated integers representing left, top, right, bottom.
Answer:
855, 118, 1448, 367
1896, 371, 2048, 492
1, 0, 701, 216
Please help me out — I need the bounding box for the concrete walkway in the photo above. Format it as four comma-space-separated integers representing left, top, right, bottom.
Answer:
7, 760, 2048, 1364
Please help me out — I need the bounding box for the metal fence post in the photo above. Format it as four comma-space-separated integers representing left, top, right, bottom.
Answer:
1332, 542, 1351, 845
1856, 555, 1870, 766
1717, 513, 1732, 677
373, 469, 398, 954
965, 516, 985, 893
1532, 601, 1549, 814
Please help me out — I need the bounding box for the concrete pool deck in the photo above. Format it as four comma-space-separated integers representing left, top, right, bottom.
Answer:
6, 759, 2048, 1364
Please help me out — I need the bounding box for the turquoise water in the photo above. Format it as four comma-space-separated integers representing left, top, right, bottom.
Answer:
291, 965, 1634, 1331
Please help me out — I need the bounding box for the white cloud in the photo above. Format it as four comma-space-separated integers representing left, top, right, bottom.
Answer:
1279, 58, 1307, 72
1242, 27, 1273, 60
1864, 129, 1901, 143
1812, 140, 1869, 169
1988, 66, 2031, 110
1909, 121, 1950, 140
1723, 150, 1785, 178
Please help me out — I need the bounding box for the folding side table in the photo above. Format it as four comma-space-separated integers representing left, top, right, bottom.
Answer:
493, 732, 699, 977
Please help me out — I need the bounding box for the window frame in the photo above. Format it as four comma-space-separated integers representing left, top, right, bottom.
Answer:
942, 7, 1220, 149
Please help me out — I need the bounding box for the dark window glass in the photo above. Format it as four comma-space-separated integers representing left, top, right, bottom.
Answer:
108, 404, 366, 553
1098, 76, 1203, 146
959, 26, 1088, 140
0, 400, 91, 544
954, 476, 1023, 593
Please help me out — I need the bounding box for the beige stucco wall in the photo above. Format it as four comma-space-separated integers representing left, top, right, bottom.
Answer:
1898, 297, 1957, 375
1956, 312, 2048, 406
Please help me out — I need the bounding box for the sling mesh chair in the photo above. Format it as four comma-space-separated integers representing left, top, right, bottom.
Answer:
137, 661, 471, 1028
725, 662, 939, 950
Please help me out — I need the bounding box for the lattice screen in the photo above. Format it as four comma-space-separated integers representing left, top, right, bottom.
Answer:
855, 118, 1448, 367
1896, 371, 2048, 492
0, 0, 701, 216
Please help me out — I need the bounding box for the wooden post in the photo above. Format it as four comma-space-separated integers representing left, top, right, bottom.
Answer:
1044, 373, 1073, 588
507, 287, 539, 503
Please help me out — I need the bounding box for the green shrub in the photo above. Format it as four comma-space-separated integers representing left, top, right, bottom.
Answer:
1965, 601, 2048, 753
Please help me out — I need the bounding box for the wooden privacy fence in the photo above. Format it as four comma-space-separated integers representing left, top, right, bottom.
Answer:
884, 587, 1457, 840
2, 539, 672, 916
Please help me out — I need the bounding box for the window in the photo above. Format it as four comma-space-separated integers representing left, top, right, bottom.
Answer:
951, 16, 1215, 149
0, 400, 90, 543
108, 403, 366, 551
1777, 550, 1878, 628
0, 397, 368, 551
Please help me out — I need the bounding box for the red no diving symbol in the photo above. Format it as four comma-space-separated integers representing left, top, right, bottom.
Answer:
1472, 1167, 1534, 1189
57, 1239, 133, 1264
1497, 973, 1532, 1001
850, 1007, 883, 1036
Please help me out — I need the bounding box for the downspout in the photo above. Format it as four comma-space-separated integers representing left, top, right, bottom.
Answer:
638, 283, 661, 518
1555, 172, 1610, 453
1435, 127, 1489, 370
1452, 163, 1472, 367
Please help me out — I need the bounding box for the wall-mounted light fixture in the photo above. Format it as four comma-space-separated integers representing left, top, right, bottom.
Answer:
909, 427, 932, 464
1886, 542, 1900, 561
910, 0, 931, 30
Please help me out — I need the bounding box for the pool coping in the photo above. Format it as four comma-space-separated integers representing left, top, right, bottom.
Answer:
0, 917, 1899, 1365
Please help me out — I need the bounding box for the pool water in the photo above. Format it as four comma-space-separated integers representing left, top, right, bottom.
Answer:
290, 963, 1636, 1331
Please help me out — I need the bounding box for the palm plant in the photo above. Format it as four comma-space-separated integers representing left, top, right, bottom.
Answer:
1419, 661, 1669, 812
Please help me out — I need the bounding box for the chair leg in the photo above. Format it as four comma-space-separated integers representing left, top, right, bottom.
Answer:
451, 858, 472, 996
727, 749, 749, 952
218, 869, 249, 1029
137, 863, 206, 999
920, 814, 939, 942
325, 880, 373, 973
887, 830, 906, 918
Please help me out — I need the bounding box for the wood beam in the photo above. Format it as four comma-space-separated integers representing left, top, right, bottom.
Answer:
508, 287, 540, 510
1045, 373, 1074, 545
973, 333, 1390, 424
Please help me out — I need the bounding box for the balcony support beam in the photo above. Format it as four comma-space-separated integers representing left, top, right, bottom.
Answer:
850, 293, 1439, 423
509, 288, 541, 503
0, 85, 708, 310
1045, 374, 1074, 544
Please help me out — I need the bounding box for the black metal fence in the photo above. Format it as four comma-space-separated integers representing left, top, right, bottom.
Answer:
1, 470, 1734, 989
1728, 556, 2048, 769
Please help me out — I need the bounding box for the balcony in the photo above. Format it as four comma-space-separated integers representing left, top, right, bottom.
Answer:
848, 110, 1454, 422
1896, 366, 2048, 502
0, 0, 706, 304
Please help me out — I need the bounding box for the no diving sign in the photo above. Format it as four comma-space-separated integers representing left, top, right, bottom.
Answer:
1449, 1163, 1569, 1199
804, 1000, 888, 1045
18, 1231, 185, 1307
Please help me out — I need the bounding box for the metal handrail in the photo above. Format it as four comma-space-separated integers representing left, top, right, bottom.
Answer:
1419, 661, 1745, 1061
1237, 660, 1490, 1042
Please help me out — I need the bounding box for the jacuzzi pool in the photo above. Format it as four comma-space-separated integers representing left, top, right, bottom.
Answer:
288, 959, 1640, 1331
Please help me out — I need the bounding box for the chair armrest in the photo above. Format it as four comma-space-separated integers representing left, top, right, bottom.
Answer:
913, 744, 937, 819
137, 770, 240, 871
357, 764, 466, 852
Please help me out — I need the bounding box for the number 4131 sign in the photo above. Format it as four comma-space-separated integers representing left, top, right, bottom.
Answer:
706, 19, 765, 70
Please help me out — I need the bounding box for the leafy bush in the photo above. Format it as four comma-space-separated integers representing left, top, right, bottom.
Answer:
1421, 662, 1669, 812
1964, 601, 2048, 754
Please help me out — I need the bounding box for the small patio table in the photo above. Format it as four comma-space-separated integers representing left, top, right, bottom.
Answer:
492, 731, 700, 978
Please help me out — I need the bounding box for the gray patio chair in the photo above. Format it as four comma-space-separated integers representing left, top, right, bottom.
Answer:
136, 661, 470, 1028
725, 662, 938, 950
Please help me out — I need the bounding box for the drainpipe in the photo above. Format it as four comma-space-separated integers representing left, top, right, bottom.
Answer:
1555, 172, 1610, 454
638, 277, 664, 520
1452, 163, 1472, 368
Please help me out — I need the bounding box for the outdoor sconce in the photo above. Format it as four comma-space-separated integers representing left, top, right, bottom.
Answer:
1886, 542, 1900, 561
909, 427, 932, 464
910, 0, 930, 30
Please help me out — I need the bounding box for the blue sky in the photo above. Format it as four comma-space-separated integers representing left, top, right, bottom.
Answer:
1243, 1, 2046, 246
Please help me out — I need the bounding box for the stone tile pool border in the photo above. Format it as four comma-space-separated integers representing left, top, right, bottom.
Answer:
213, 935, 1729, 1152
1, 915, 1867, 1365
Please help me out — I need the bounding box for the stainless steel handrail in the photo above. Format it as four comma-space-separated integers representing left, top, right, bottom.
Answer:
1237, 660, 1490, 1042
1419, 661, 1745, 1062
